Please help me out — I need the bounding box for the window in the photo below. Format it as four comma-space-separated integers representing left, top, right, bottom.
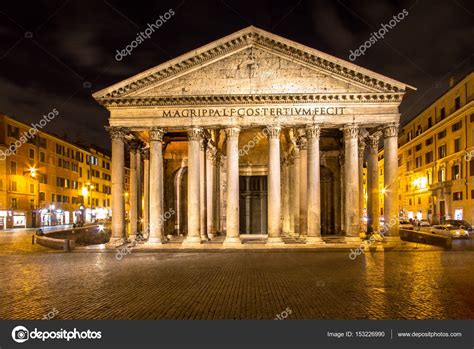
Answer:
30, 184, 34, 194
425, 137, 433, 146
438, 145, 446, 159
415, 144, 422, 152
39, 192, 45, 202
470, 160, 474, 176
425, 151, 433, 164
29, 148, 35, 159
11, 181, 17, 191
438, 129, 446, 139
415, 156, 422, 168
52, 193, 56, 202
39, 173, 47, 184
409, 198, 412, 205
428, 117, 433, 128
440, 107, 445, 119
407, 161, 412, 171
7, 125, 20, 138
454, 138, 461, 152
452, 120, 462, 132
452, 164, 461, 180
30, 199, 35, 209
453, 191, 463, 201
9, 161, 16, 175
455, 96, 461, 110
418, 197, 421, 205
408, 149, 412, 155
11, 198, 18, 209
472, 190, 474, 199
40, 152, 45, 163
438, 168, 446, 182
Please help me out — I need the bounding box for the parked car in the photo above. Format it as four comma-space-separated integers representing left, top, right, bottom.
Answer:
445, 220, 473, 232
419, 220, 431, 227
430, 225, 469, 239
399, 220, 414, 230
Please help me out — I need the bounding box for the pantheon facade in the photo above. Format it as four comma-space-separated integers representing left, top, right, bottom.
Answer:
93, 26, 415, 246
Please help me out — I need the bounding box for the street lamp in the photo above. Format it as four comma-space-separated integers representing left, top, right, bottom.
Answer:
81, 182, 95, 223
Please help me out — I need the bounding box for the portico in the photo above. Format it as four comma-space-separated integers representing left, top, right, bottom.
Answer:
93, 26, 414, 246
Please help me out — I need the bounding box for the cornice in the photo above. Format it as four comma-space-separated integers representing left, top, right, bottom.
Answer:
97, 93, 404, 108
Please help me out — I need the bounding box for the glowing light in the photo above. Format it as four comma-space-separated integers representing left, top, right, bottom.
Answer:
29, 167, 37, 178
381, 188, 386, 194
413, 176, 428, 190
98, 224, 105, 232
82, 187, 89, 197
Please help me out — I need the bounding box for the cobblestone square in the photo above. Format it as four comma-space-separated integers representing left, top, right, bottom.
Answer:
1, 231, 474, 320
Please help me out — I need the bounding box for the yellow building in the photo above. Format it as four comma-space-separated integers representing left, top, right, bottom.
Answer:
378, 71, 474, 225
0, 114, 115, 229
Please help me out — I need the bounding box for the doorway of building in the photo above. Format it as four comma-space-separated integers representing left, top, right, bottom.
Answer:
239, 176, 267, 234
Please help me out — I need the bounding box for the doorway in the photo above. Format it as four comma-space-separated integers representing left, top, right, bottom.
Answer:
239, 176, 267, 234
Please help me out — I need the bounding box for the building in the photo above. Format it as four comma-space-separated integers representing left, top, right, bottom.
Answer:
0, 114, 115, 229
93, 26, 415, 246
378, 72, 474, 225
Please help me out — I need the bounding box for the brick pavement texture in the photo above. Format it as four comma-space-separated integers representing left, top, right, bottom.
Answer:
1, 231, 474, 319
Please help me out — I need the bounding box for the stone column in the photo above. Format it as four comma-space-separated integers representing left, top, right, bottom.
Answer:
266, 126, 284, 244
199, 137, 208, 241
128, 140, 139, 239
287, 155, 295, 235
366, 133, 380, 233
147, 128, 165, 244
108, 127, 127, 243
343, 125, 360, 241
383, 124, 400, 238
358, 138, 366, 233
306, 124, 325, 244
292, 147, 301, 236
282, 157, 290, 235
223, 127, 241, 245
142, 148, 150, 234
298, 135, 308, 236
136, 145, 142, 230
183, 127, 202, 245
206, 145, 217, 239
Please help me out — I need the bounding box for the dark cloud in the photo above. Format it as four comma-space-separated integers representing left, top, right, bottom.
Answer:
0, 0, 472, 150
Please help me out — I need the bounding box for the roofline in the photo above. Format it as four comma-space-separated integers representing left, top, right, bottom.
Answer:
401, 70, 473, 128
93, 25, 416, 99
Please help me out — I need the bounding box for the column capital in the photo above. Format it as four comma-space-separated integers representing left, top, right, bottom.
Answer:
306, 124, 321, 139
187, 127, 203, 141
141, 147, 150, 160
342, 124, 359, 140
265, 126, 281, 139
225, 127, 240, 139
128, 139, 142, 152
383, 124, 399, 138
366, 132, 382, 151
149, 127, 165, 142
297, 136, 307, 150
206, 144, 218, 163
106, 126, 129, 141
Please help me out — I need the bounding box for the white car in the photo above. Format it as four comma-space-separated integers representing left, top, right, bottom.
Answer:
399, 220, 414, 230
430, 225, 469, 239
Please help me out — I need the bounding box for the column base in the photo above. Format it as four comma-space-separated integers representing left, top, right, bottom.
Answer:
222, 237, 241, 246
106, 237, 126, 248
145, 237, 163, 245
207, 233, 215, 240
200, 235, 210, 242
344, 236, 362, 243
266, 237, 285, 245
182, 236, 202, 246
305, 236, 325, 245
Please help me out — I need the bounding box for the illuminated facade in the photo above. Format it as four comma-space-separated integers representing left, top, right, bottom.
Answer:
0, 114, 116, 229
378, 72, 474, 224
94, 26, 414, 245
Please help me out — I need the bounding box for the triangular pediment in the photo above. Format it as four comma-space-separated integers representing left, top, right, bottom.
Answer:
93, 26, 415, 102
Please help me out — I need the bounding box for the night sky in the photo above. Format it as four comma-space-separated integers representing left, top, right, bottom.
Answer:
1, 0, 473, 150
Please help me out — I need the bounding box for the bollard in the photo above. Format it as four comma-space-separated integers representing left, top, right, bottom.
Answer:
32, 234, 35, 245
63, 239, 70, 252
